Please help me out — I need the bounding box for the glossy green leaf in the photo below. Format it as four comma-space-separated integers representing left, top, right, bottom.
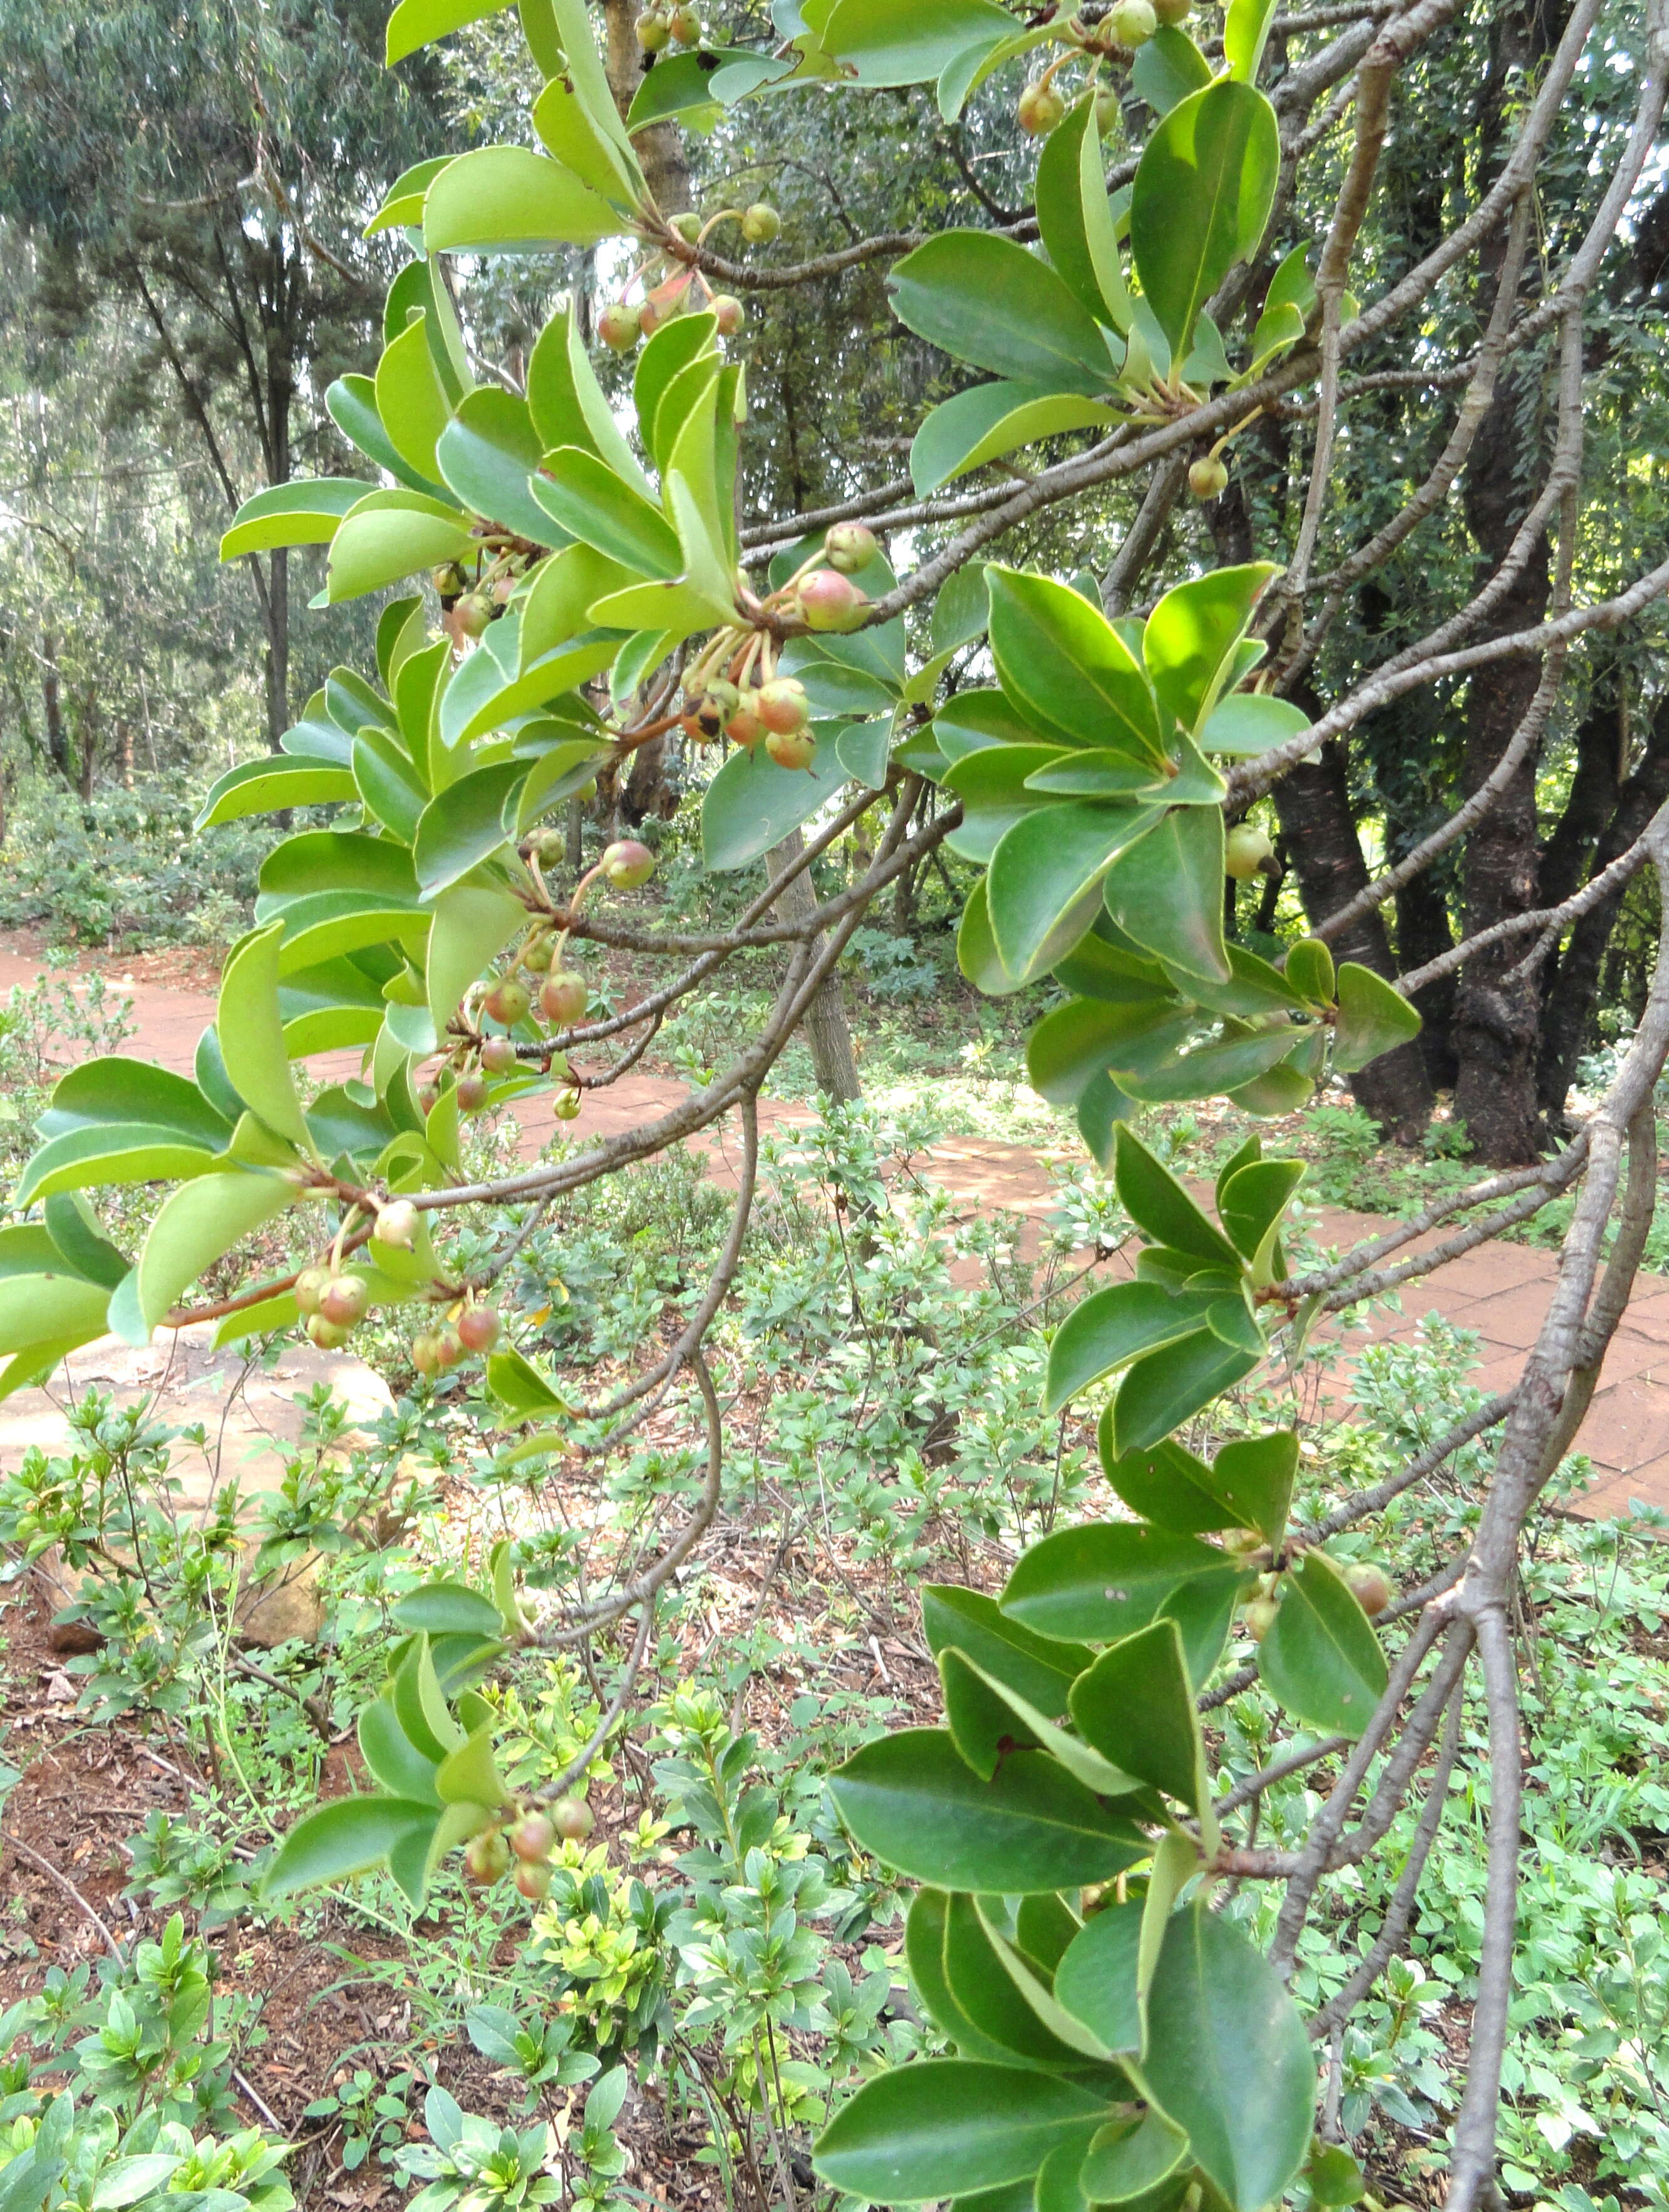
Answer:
1098, 1426, 1226, 1533
220, 478, 368, 561
1142, 1903, 1315, 2212
1218, 1156, 1303, 1276
412, 763, 525, 896
1070, 1618, 1209, 1814
819, 0, 1015, 81
486, 1343, 569, 1418
1131, 25, 1212, 116
1224, 0, 1278, 82
943, 745, 1069, 864
1197, 691, 1308, 757
1129, 81, 1279, 359
326, 492, 477, 602
1035, 97, 1129, 329
1081, 2111, 1190, 2203
1114, 1125, 1239, 1265
1102, 804, 1231, 983
1026, 996, 1196, 1109
941, 1893, 1098, 2068
1045, 1280, 1220, 1413
38, 1058, 229, 1149
907, 1891, 1022, 2063
532, 447, 682, 575
15, 1123, 224, 1207
532, 73, 644, 205
386, 0, 514, 61
126, 1170, 295, 1343
625, 45, 787, 127
42, 1196, 129, 1291
911, 383, 1116, 496
988, 803, 1164, 981
887, 233, 1117, 397
0, 1272, 113, 1360
423, 146, 621, 253
1205, 1429, 1296, 1546
358, 1698, 442, 1803
814, 2062, 1113, 2203
195, 756, 358, 829
325, 375, 450, 500
1332, 961, 1422, 1072
435, 388, 552, 544
940, 1648, 1137, 1796
989, 570, 1165, 765
1002, 1522, 1231, 1645
1117, 1022, 1304, 1105
1052, 1901, 1144, 2058
264, 1796, 437, 1899
1258, 1550, 1387, 1737
376, 314, 455, 485
921, 1586, 1091, 1718
828, 1730, 1147, 1893
700, 728, 852, 872
393, 1582, 505, 1638
353, 729, 428, 842
217, 926, 311, 1149
1283, 936, 1334, 1005
1144, 565, 1280, 736
426, 881, 524, 1039
435, 1722, 508, 1809
1114, 1326, 1261, 1455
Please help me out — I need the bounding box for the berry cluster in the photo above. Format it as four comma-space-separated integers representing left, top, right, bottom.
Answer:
464, 1796, 595, 1902
1015, 0, 1194, 140
676, 522, 878, 772
1240, 1556, 1392, 1642
598, 201, 779, 354
636, 3, 699, 52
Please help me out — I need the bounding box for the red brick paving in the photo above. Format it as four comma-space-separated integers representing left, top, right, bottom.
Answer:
4, 940, 1663, 1519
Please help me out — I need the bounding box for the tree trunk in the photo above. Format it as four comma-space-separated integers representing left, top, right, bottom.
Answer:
1268, 738, 1435, 1143
1394, 869, 1459, 1088
265, 547, 289, 752
768, 829, 861, 1103
40, 633, 71, 783
601, 0, 690, 215
1536, 690, 1669, 1114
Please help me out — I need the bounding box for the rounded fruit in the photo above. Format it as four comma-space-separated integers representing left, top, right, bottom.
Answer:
294, 1264, 332, 1316
554, 1088, 582, 1122
1242, 1594, 1281, 1642
1109, 0, 1158, 41
483, 976, 530, 1026
756, 678, 809, 735
1345, 1563, 1392, 1617
726, 693, 768, 747
668, 2, 700, 39
1152, 0, 1193, 21
1093, 83, 1120, 132
417, 1083, 440, 1115
375, 1200, 418, 1250
540, 971, 590, 1025
740, 202, 780, 244
457, 1305, 501, 1354
636, 6, 669, 49
433, 1324, 465, 1369
1017, 79, 1067, 135
432, 562, 467, 599
1189, 454, 1229, 501
598, 301, 642, 353
1224, 822, 1276, 879
453, 593, 491, 640
480, 1035, 519, 1075
671, 210, 702, 242
601, 837, 656, 887
522, 936, 554, 975
552, 1796, 594, 1842
514, 1860, 554, 1901
456, 1073, 491, 1114
510, 1811, 557, 1862
532, 827, 567, 864
824, 521, 876, 574
306, 1313, 351, 1351
465, 1829, 512, 1884
798, 568, 866, 633
765, 727, 817, 771
318, 1273, 370, 1328
710, 292, 745, 336
411, 1330, 442, 1377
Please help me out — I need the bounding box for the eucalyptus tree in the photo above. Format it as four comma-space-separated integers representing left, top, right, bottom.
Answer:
4, 0, 1669, 2203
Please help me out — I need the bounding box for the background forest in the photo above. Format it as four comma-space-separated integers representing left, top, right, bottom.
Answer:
1, 1, 1669, 2209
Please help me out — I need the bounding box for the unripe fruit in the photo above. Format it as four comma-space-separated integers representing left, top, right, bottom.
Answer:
765, 727, 817, 771
1153, 0, 1193, 21
456, 1074, 490, 1114
668, 1, 700, 39
710, 292, 745, 336
824, 521, 876, 574
481, 1035, 519, 1075
577, 778, 597, 802
375, 1199, 418, 1249
740, 202, 780, 244
492, 573, 518, 605
601, 837, 656, 887
541, 971, 590, 1025
522, 935, 554, 973
1189, 455, 1229, 501
510, 1811, 557, 1862
756, 678, 809, 735
532, 827, 567, 864
465, 1829, 512, 1884
433, 562, 467, 599
726, 693, 768, 747
515, 1860, 554, 1901
318, 1273, 370, 1328
411, 1331, 442, 1377
636, 7, 669, 49
671, 210, 702, 242
1242, 1594, 1281, 1643
306, 1313, 350, 1351
453, 593, 491, 640
798, 567, 866, 632
1110, 0, 1157, 40
1017, 79, 1067, 135
1224, 823, 1276, 880
1093, 83, 1120, 132
483, 976, 530, 1026
294, 1264, 332, 1316
1345, 1563, 1392, 1618
417, 1083, 440, 1115
457, 1305, 501, 1354
434, 1324, 465, 1369
552, 1796, 595, 1842
598, 301, 642, 353
554, 1088, 582, 1122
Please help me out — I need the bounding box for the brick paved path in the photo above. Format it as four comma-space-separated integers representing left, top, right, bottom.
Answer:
6, 942, 1663, 1517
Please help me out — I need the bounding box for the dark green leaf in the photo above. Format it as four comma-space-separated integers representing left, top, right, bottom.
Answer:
264, 1796, 438, 1899
887, 234, 1117, 397
1052, 1900, 1145, 2057
1070, 1618, 1207, 1812
1080, 2109, 1191, 2203
1129, 81, 1279, 359
1102, 806, 1231, 983
1002, 1522, 1229, 1644
988, 570, 1166, 765
1257, 1551, 1387, 1737
1114, 1125, 1239, 1266
1114, 1326, 1260, 1455
700, 731, 852, 872
988, 802, 1164, 981
1332, 961, 1421, 1072
921, 1585, 1092, 1717
813, 2062, 1114, 2202
1046, 1279, 1219, 1413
